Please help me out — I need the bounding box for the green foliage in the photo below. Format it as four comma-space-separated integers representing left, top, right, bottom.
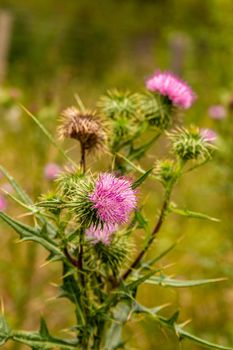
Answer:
0, 73, 230, 350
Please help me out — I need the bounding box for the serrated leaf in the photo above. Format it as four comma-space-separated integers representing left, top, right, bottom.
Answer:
60, 263, 85, 327
141, 239, 180, 270
132, 168, 153, 189
176, 326, 233, 350
144, 275, 226, 288
102, 301, 131, 350
0, 212, 63, 258
170, 205, 220, 222
11, 330, 78, 350
0, 166, 57, 237
125, 270, 157, 290
0, 315, 11, 346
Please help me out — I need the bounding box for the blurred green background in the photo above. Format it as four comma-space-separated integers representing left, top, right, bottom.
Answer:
0, 0, 233, 349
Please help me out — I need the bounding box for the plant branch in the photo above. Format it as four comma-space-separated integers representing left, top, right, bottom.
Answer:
80, 143, 86, 174
64, 246, 79, 267
120, 187, 172, 282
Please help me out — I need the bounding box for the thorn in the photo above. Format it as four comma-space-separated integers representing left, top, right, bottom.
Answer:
178, 318, 192, 328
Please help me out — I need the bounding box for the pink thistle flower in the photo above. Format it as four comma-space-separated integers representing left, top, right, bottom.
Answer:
90, 173, 137, 225
86, 223, 117, 245
208, 105, 226, 120
44, 163, 61, 180
146, 71, 196, 109
200, 128, 217, 143
0, 195, 7, 211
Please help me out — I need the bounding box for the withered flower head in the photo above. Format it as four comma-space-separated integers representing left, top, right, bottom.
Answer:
58, 106, 107, 152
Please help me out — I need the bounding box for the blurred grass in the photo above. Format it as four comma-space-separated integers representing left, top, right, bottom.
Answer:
0, 0, 233, 349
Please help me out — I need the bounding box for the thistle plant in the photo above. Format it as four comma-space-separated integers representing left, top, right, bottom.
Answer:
0, 70, 232, 350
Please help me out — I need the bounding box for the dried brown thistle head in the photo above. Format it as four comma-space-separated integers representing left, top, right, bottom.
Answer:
58, 106, 107, 152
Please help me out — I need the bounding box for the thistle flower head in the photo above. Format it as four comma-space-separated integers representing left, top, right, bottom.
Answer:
139, 93, 172, 129
90, 173, 137, 225
146, 71, 196, 109
168, 127, 214, 160
98, 90, 139, 120
200, 128, 217, 143
86, 223, 117, 245
44, 163, 61, 180
58, 106, 106, 152
208, 105, 226, 120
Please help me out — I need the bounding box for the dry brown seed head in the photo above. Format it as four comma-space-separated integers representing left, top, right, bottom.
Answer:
58, 106, 107, 152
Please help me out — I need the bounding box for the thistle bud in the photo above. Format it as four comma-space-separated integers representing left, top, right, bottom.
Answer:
98, 90, 139, 120
168, 127, 214, 161
154, 159, 177, 185
139, 93, 172, 129
58, 107, 106, 153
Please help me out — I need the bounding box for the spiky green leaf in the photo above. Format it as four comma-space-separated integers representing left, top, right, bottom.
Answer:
170, 205, 220, 222
143, 275, 226, 288
132, 168, 153, 189
0, 212, 63, 258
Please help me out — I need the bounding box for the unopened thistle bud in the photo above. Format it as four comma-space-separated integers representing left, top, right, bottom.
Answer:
139, 93, 172, 129
58, 107, 107, 153
98, 90, 139, 120
154, 159, 177, 185
168, 127, 214, 161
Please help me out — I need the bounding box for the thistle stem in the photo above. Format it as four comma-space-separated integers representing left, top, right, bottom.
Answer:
80, 143, 86, 174
120, 187, 172, 282
64, 246, 79, 267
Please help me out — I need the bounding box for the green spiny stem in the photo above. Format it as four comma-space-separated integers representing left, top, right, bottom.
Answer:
119, 161, 185, 284
120, 189, 171, 282
80, 143, 86, 174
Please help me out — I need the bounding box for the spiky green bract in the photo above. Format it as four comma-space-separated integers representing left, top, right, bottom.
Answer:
168, 127, 214, 161
154, 159, 178, 186
93, 232, 131, 275
56, 168, 84, 197
59, 174, 101, 228
98, 90, 142, 152
139, 93, 173, 129
39, 192, 62, 215
98, 90, 139, 120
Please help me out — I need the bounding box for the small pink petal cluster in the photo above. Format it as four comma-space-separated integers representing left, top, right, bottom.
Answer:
44, 163, 61, 180
146, 71, 196, 109
208, 105, 226, 120
86, 223, 117, 245
200, 128, 217, 143
90, 173, 137, 225
0, 195, 7, 211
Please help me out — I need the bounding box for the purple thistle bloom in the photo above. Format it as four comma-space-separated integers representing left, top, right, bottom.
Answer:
146, 70, 196, 109
90, 173, 137, 225
200, 128, 217, 143
0, 195, 7, 211
86, 223, 117, 245
208, 105, 226, 120
44, 163, 61, 180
